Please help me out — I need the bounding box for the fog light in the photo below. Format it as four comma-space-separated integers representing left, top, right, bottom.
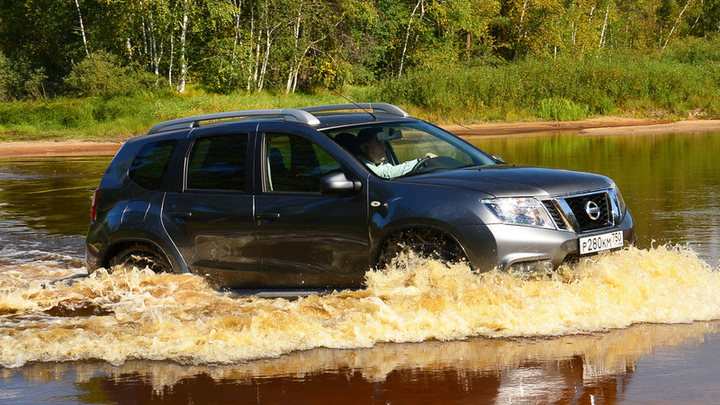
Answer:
507, 260, 554, 278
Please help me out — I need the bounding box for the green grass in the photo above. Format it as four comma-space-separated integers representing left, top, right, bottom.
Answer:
374, 53, 720, 125
0, 91, 354, 142
1, 46, 719, 142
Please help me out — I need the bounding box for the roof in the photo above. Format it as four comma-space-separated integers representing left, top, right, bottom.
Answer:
146, 103, 410, 135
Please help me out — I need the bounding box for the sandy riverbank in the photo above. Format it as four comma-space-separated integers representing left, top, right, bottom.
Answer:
1, 118, 719, 158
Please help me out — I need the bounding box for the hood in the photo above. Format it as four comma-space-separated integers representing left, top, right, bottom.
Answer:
397, 165, 613, 198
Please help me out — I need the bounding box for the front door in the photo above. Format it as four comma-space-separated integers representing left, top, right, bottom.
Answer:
254, 124, 370, 289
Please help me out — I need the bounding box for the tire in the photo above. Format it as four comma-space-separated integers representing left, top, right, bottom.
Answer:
108, 244, 172, 273
377, 228, 466, 268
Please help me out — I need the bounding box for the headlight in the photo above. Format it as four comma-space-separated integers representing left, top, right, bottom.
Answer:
482, 198, 555, 229
610, 182, 627, 220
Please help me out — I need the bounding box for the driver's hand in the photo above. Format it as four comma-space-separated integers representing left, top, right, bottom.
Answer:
424, 153, 437, 159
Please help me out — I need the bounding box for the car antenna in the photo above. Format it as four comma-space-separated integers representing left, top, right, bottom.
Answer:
332, 89, 378, 120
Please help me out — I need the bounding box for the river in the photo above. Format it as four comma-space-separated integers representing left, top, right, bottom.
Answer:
1, 130, 720, 404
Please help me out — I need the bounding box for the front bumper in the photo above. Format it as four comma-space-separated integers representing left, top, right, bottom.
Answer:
460, 212, 635, 272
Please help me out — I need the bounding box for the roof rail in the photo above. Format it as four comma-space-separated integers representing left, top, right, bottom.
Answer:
298, 103, 409, 118
147, 109, 321, 134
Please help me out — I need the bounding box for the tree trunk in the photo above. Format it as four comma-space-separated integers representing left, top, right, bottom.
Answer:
247, 7, 257, 91
169, 34, 175, 88
514, 0, 529, 60
142, 3, 163, 88
399, 0, 424, 78
178, 0, 190, 93
73, 0, 89, 55
664, 0, 693, 48
228, 0, 243, 91
258, 27, 272, 92
286, 5, 303, 94
599, 5, 609, 47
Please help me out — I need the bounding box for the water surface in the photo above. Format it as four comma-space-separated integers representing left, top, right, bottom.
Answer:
1, 131, 720, 404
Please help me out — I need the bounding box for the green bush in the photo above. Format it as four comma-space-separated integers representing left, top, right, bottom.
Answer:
536, 98, 590, 121
0, 52, 47, 101
64, 51, 148, 98
660, 37, 720, 64
0, 51, 20, 102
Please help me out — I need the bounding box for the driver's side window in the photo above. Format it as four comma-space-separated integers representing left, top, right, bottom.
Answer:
265, 133, 341, 193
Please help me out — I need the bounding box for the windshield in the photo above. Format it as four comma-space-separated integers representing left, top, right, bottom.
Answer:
324, 120, 498, 179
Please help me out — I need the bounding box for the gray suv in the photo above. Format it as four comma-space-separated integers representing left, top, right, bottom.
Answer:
86, 103, 634, 292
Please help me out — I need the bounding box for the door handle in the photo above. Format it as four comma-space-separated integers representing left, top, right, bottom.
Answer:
171, 211, 193, 219
256, 213, 280, 225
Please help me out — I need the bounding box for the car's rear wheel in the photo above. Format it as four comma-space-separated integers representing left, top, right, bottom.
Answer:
108, 244, 172, 273
377, 228, 466, 268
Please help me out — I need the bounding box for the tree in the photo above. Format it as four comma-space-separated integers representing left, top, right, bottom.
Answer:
499, 0, 565, 59
0, 0, 86, 90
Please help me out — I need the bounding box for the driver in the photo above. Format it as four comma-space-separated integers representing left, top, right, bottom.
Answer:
356, 128, 435, 179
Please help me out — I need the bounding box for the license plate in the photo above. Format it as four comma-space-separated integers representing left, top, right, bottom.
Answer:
579, 231, 624, 255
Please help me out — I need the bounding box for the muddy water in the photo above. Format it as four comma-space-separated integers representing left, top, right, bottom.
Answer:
1, 131, 720, 404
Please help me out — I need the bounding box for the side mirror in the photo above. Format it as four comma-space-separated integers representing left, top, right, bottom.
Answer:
320, 171, 360, 194
491, 155, 506, 164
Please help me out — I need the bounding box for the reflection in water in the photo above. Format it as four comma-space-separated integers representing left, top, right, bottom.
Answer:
0, 157, 111, 237
0, 319, 717, 404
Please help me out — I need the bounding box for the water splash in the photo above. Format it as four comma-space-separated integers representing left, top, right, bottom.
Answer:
1, 245, 718, 368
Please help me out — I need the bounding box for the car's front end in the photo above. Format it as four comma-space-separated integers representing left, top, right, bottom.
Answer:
478, 183, 634, 273
391, 165, 634, 274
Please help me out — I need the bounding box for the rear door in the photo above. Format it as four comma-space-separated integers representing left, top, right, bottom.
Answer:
162, 125, 261, 288
254, 123, 370, 289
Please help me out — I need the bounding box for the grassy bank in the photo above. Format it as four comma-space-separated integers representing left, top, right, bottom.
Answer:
0, 91, 353, 142
377, 50, 720, 124
1, 49, 719, 142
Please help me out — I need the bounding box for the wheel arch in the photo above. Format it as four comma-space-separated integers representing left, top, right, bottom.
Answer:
372, 224, 471, 269
101, 238, 186, 274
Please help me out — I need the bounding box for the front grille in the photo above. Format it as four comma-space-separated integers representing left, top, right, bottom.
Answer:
542, 201, 568, 230
566, 192, 611, 231
543, 191, 614, 232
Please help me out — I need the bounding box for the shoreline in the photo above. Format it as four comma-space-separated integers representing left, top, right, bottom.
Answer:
1, 118, 719, 158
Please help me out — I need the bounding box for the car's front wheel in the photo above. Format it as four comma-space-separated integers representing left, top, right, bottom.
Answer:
377, 228, 467, 269
108, 244, 172, 273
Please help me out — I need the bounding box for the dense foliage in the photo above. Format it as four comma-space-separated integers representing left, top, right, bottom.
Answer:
0, 0, 718, 140
1, 0, 719, 98
378, 44, 720, 122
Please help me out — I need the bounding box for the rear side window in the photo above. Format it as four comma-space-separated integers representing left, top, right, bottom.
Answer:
187, 133, 248, 191
128, 140, 177, 190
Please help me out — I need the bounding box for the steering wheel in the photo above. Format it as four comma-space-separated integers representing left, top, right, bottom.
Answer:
414, 156, 432, 169
406, 155, 467, 176
407, 155, 433, 175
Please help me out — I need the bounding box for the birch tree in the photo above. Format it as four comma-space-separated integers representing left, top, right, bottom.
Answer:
398, 0, 426, 78
561, 0, 617, 57
282, 0, 332, 94
663, 0, 693, 48
73, 0, 90, 55
505, 0, 565, 58
177, 0, 191, 92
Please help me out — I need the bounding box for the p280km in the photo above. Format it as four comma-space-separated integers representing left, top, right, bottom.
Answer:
579, 231, 624, 255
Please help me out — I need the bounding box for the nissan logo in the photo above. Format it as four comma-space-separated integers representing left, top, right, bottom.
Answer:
585, 201, 601, 221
